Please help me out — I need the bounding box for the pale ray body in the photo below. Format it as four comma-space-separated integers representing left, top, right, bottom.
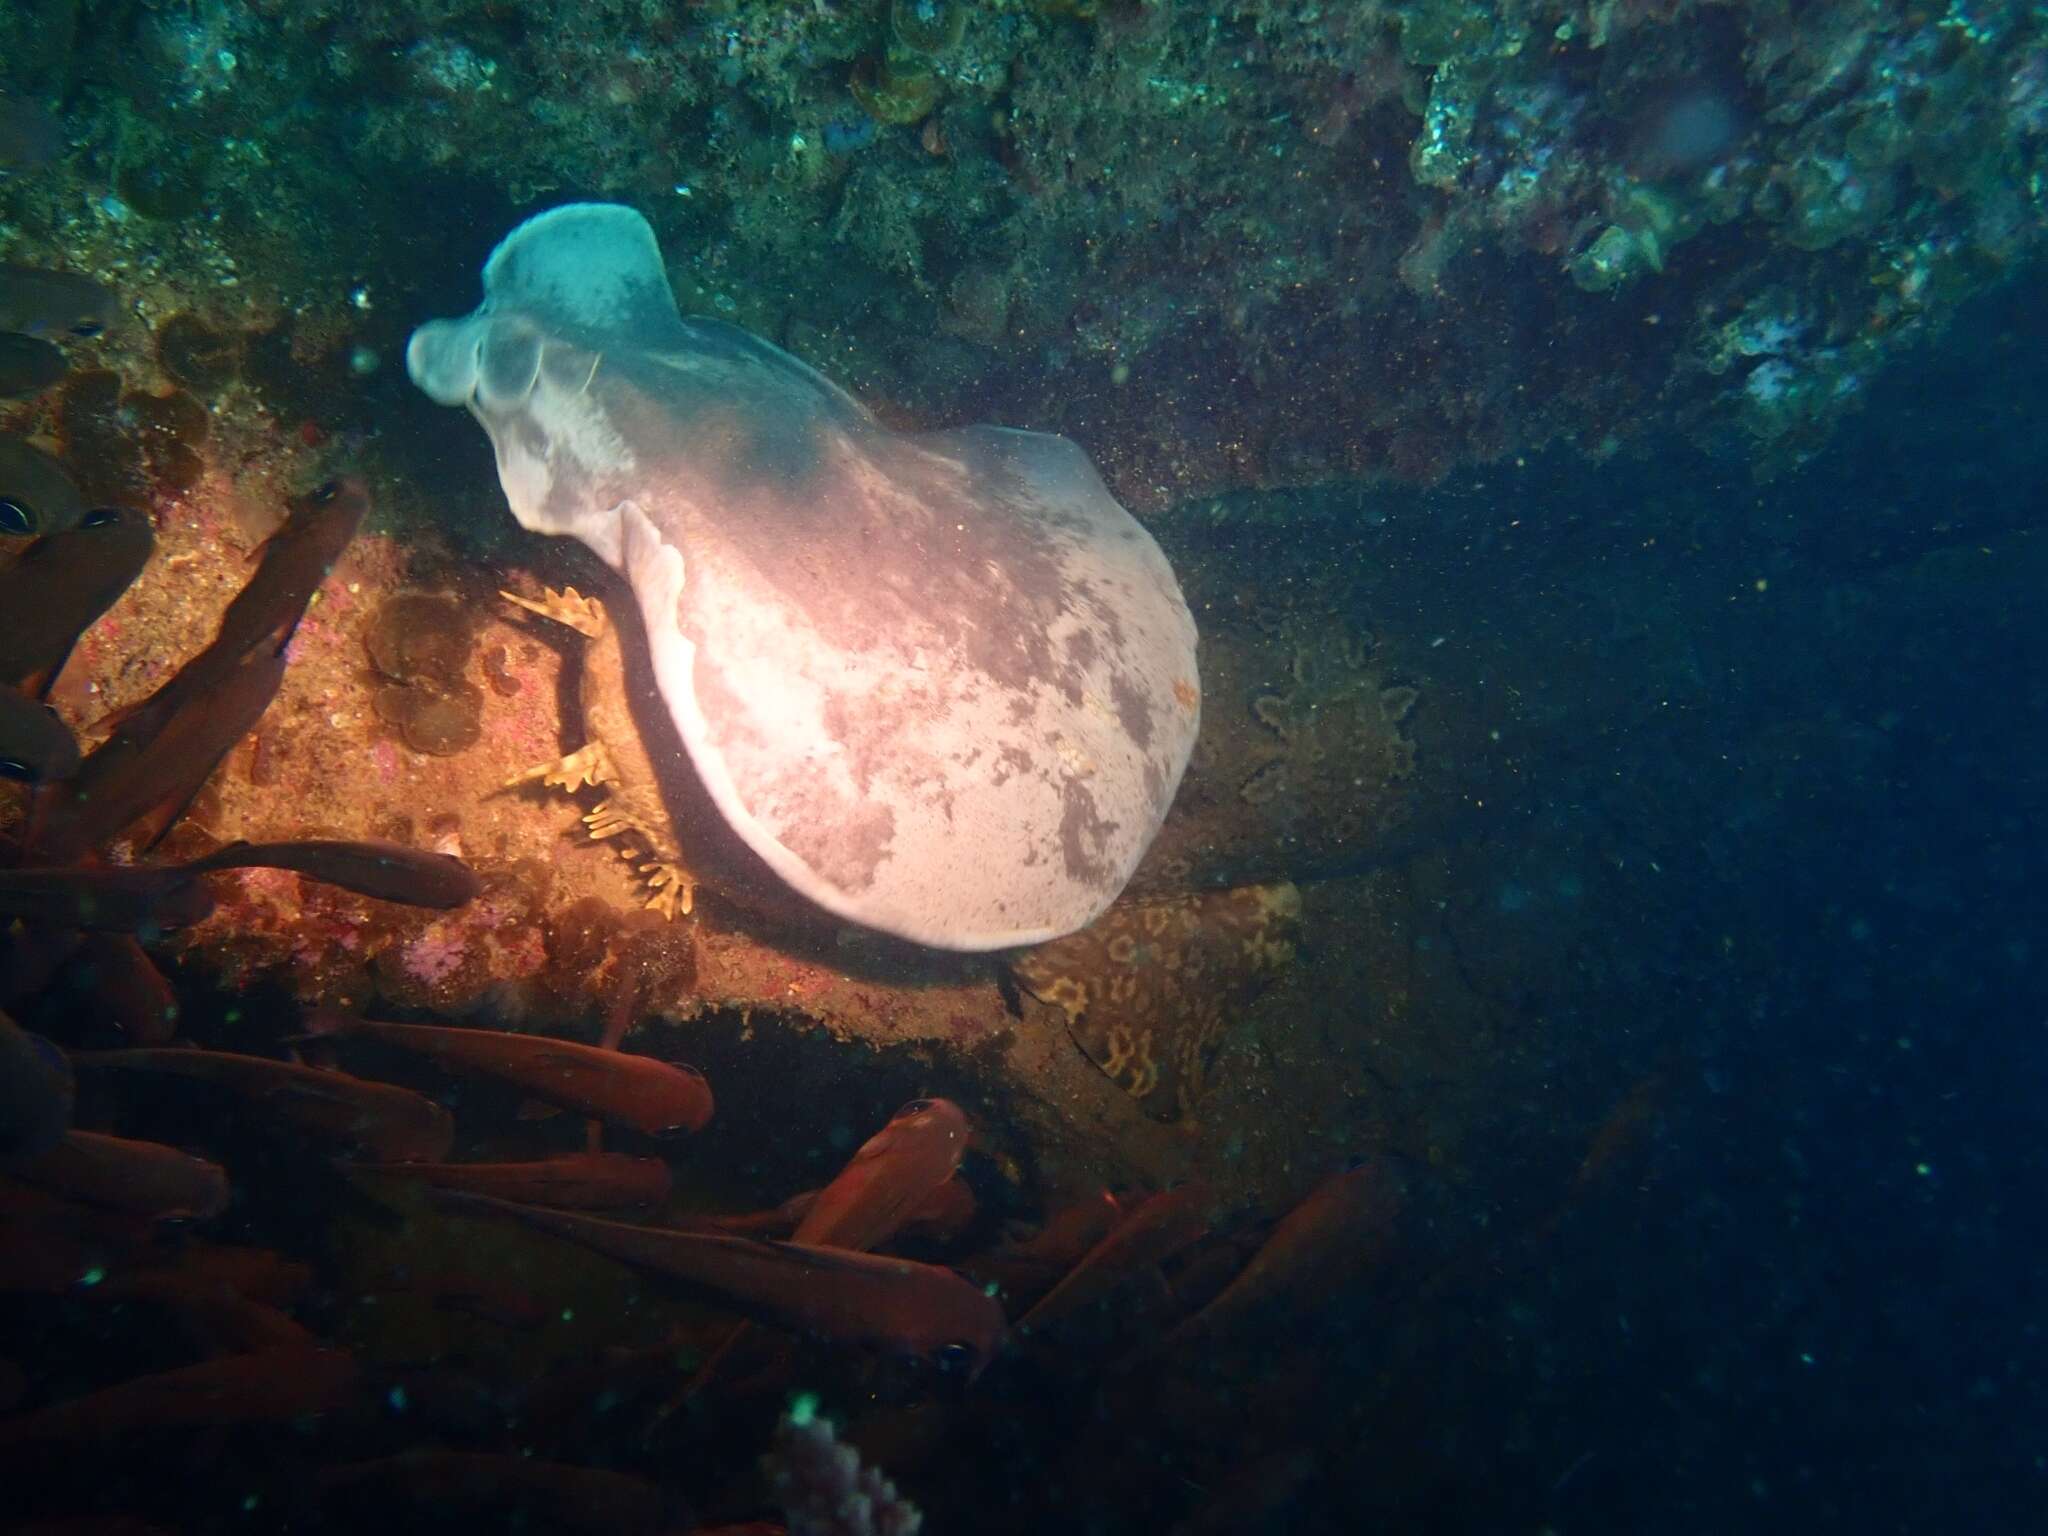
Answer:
409, 204, 1199, 949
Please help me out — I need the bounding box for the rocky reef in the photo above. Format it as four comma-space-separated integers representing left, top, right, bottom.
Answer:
4, 0, 2043, 520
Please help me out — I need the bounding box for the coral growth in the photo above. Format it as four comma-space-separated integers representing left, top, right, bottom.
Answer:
366, 593, 484, 757
766, 1397, 924, 1536
4, 0, 2035, 509
154, 312, 241, 396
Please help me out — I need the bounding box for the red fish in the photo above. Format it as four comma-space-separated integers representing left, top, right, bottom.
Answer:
708, 1172, 977, 1245
0, 331, 66, 399
0, 679, 77, 780
1525, 1071, 1670, 1246
0, 506, 154, 700
426, 1277, 554, 1332
0, 862, 214, 933
193, 839, 481, 909
900, 1170, 978, 1243
0, 1006, 72, 1160
0, 1346, 357, 1447
1161, 1161, 1402, 1349
0, 431, 86, 536
30, 640, 288, 859
687, 1097, 971, 1395
0, 265, 118, 340
302, 1011, 712, 1135
356, 1262, 553, 1332
10, 1129, 229, 1221
29, 479, 360, 858
794, 1097, 970, 1250
91, 1270, 319, 1356
1016, 1182, 1215, 1336
440, 1192, 1006, 1378
344, 1151, 672, 1210
2, 842, 475, 937
74, 1047, 453, 1162
692, 1188, 821, 1238
0, 1177, 155, 1292
55, 934, 180, 1044
204, 477, 365, 669
962, 1186, 1123, 1304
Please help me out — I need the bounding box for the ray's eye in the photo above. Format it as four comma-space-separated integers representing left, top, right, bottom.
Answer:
0, 757, 33, 781
0, 498, 34, 535
309, 480, 340, 505
80, 508, 122, 529
935, 1341, 977, 1373
70, 320, 104, 338
900, 1098, 934, 1115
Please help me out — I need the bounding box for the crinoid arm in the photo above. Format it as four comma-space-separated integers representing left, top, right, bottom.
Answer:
638, 858, 697, 919
583, 799, 695, 919
505, 741, 618, 793
499, 584, 607, 639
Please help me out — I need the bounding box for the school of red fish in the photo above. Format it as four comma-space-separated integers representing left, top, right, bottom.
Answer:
0, 473, 1416, 1533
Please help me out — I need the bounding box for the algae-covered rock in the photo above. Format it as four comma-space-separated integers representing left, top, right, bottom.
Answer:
367, 593, 484, 757
156, 312, 242, 396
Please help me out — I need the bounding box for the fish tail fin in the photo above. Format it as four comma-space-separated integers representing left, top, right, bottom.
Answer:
500, 585, 606, 638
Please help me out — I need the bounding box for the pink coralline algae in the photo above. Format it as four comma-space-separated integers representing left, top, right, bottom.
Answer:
401, 919, 470, 988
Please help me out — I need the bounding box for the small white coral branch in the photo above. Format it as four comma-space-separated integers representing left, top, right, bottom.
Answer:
765, 1396, 923, 1536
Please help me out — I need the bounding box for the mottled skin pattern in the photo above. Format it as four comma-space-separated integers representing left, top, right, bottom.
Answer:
1240, 625, 1419, 827
1010, 882, 1302, 1121
410, 204, 1199, 950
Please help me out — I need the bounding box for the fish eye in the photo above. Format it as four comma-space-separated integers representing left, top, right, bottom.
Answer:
79, 508, 122, 529
899, 1098, 934, 1115
0, 498, 34, 535
309, 479, 340, 505
934, 1341, 977, 1373
0, 757, 32, 781
70, 320, 104, 338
